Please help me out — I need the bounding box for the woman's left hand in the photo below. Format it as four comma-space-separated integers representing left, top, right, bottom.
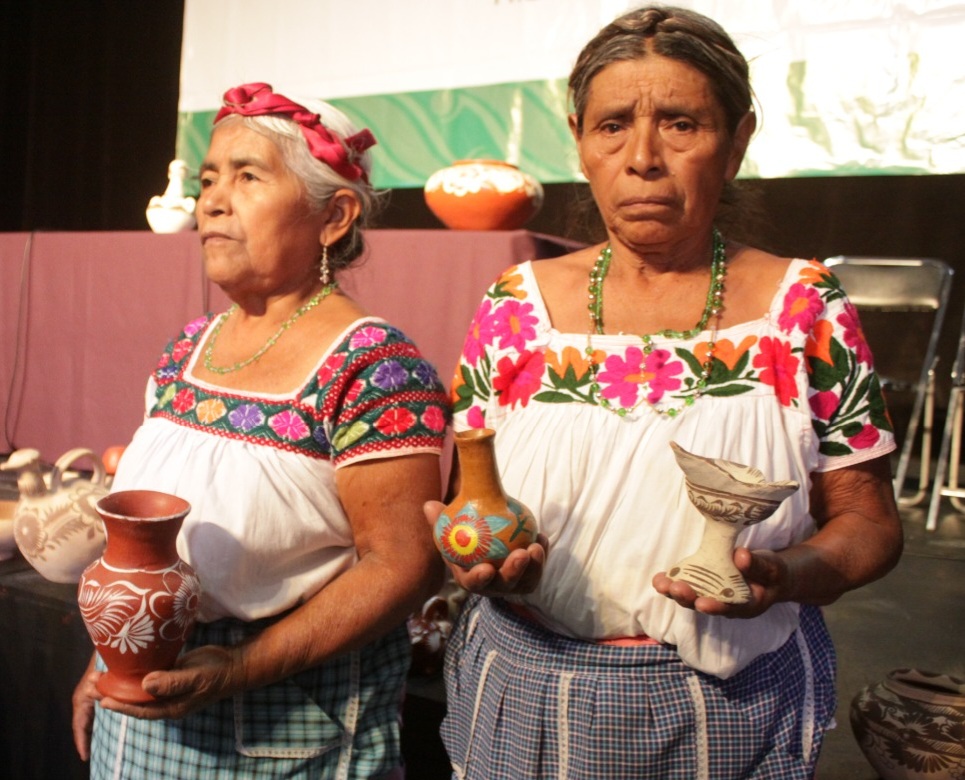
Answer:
98, 644, 242, 720
653, 455, 903, 618
651, 546, 788, 619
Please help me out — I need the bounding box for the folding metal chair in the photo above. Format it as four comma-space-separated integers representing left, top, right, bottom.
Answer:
927, 304, 965, 531
823, 257, 954, 505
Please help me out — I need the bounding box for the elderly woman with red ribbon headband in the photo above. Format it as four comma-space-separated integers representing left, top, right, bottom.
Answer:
72, 83, 449, 779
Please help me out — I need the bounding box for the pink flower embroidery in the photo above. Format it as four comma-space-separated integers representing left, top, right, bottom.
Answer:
837, 302, 874, 367
350, 326, 388, 350
753, 337, 799, 406
493, 350, 545, 409
598, 347, 682, 407
462, 299, 499, 367
183, 317, 209, 337
466, 406, 486, 429
809, 390, 839, 421
422, 406, 446, 433
493, 300, 539, 352
779, 283, 824, 334
848, 424, 880, 450
269, 410, 310, 440
172, 388, 196, 414
376, 408, 417, 435
642, 348, 684, 404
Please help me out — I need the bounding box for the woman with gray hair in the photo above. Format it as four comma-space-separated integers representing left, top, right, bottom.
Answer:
427, 6, 901, 778
72, 82, 449, 779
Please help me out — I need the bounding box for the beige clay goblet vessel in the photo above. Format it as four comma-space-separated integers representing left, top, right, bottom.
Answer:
666, 442, 799, 604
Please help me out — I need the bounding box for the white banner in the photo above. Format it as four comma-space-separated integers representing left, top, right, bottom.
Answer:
178, 0, 965, 183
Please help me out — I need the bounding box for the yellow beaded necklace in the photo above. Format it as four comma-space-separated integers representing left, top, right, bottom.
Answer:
203, 282, 337, 375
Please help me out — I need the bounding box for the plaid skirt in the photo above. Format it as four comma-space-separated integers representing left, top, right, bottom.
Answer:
89, 617, 410, 780
441, 597, 836, 780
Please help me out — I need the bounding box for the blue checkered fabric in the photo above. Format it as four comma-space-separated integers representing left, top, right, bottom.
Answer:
441, 597, 836, 780
90, 618, 410, 779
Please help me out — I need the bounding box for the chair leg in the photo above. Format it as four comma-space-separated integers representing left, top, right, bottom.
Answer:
896, 369, 935, 506
927, 387, 964, 531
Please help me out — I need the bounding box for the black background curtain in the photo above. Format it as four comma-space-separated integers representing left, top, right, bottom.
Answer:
0, 0, 185, 231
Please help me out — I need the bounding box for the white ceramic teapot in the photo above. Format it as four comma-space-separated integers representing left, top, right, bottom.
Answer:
145, 159, 197, 233
0, 447, 108, 583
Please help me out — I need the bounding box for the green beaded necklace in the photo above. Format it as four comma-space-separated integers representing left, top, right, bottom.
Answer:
585, 229, 727, 418
203, 282, 338, 375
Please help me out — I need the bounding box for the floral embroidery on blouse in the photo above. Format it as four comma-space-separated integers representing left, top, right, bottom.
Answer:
151, 316, 451, 465
452, 259, 892, 460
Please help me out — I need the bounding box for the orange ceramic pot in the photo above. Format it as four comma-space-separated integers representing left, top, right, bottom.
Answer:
424, 160, 544, 231
433, 428, 538, 568
78, 490, 201, 703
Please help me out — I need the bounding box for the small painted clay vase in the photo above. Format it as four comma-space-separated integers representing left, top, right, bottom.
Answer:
850, 668, 965, 779
666, 442, 799, 604
433, 428, 538, 568
1, 447, 108, 583
78, 490, 201, 703
424, 160, 544, 230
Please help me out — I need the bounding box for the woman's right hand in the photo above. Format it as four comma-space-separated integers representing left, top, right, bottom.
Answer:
423, 500, 547, 595
72, 653, 103, 761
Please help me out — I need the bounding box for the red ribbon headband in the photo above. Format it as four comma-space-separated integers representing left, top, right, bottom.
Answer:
215, 82, 376, 183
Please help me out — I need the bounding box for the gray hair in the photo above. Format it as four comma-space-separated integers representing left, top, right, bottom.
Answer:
216, 103, 381, 273
567, 5, 759, 238
569, 5, 754, 136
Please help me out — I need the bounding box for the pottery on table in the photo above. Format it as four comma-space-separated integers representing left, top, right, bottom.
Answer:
433, 428, 539, 569
850, 668, 965, 779
78, 490, 201, 703
424, 159, 544, 231
0, 447, 108, 583
146, 159, 197, 234
0, 499, 18, 562
665, 442, 799, 604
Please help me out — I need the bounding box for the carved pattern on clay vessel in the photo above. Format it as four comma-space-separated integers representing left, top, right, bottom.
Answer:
850, 668, 965, 780
433, 428, 539, 569
1, 447, 108, 583
78, 490, 201, 703
424, 160, 544, 231
666, 442, 799, 604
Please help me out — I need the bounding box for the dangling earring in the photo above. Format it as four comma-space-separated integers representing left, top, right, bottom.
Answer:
319, 244, 331, 287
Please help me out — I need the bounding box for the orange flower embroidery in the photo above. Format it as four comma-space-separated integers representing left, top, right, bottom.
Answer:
545, 345, 596, 380
450, 369, 466, 404
196, 398, 227, 424
805, 318, 835, 366
499, 266, 526, 299
798, 259, 832, 285
696, 336, 757, 371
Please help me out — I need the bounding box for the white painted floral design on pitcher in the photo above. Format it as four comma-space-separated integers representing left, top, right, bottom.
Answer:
78, 561, 201, 654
